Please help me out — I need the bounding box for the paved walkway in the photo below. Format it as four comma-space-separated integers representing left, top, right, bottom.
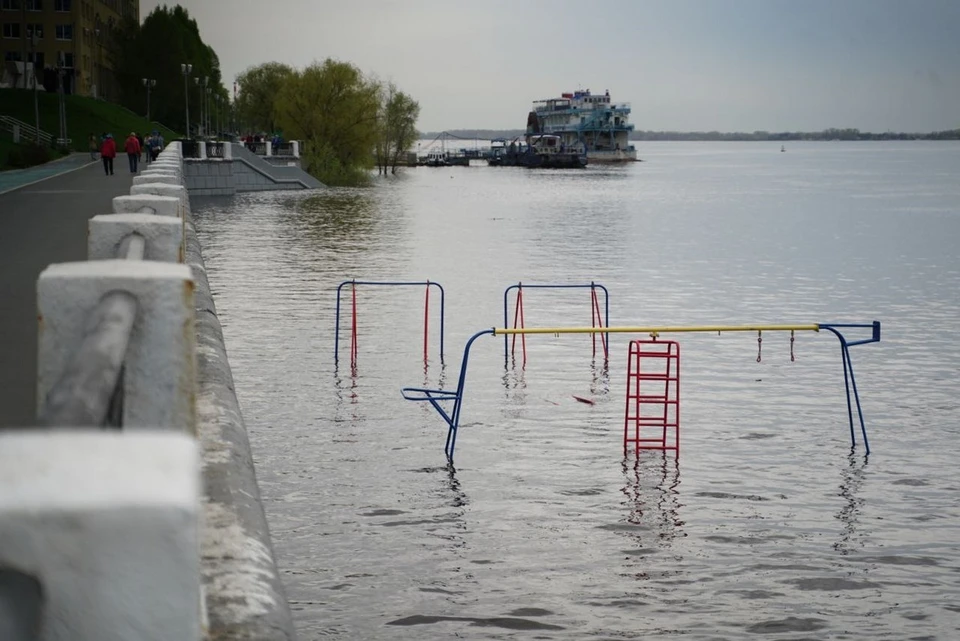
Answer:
0, 152, 98, 195
0, 158, 136, 426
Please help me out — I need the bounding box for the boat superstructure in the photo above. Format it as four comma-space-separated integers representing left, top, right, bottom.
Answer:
529, 89, 637, 162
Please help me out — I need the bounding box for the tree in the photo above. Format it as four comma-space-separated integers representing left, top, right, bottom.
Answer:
374, 82, 420, 175
111, 5, 228, 135
274, 59, 380, 186
234, 62, 294, 134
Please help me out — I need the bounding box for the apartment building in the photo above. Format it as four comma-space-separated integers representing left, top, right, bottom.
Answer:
1, 0, 138, 99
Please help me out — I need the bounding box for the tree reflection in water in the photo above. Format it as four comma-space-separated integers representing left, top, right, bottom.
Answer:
282, 189, 381, 252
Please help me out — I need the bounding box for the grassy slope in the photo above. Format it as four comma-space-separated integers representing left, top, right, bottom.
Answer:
0, 88, 180, 152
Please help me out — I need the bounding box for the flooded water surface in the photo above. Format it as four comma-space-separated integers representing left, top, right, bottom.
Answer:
193, 142, 960, 640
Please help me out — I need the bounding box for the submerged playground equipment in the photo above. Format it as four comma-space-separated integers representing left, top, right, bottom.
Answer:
401, 321, 881, 462
334, 280, 446, 367
504, 282, 610, 363
331, 279, 881, 463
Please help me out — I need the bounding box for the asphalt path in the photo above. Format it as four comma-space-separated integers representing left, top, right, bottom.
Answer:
0, 159, 135, 426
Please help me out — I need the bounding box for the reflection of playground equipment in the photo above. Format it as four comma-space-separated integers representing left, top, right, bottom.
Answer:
625, 339, 680, 454
503, 282, 609, 364
401, 322, 880, 462
334, 280, 445, 367
621, 454, 683, 539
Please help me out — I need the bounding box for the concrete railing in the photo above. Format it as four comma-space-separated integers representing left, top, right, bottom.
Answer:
0, 142, 296, 641
243, 140, 299, 157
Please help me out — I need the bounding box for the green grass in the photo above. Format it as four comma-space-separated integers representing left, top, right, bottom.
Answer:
0, 135, 69, 170
0, 136, 18, 168
0, 88, 180, 153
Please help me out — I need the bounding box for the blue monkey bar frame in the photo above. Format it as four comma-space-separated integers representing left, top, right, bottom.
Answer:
334, 280, 446, 366
502, 282, 610, 362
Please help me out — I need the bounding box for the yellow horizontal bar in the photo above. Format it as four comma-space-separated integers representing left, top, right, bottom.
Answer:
494, 324, 820, 336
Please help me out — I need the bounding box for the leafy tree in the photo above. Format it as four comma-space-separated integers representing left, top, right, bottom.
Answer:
274, 59, 380, 186
374, 82, 420, 175
234, 62, 294, 134
111, 5, 229, 135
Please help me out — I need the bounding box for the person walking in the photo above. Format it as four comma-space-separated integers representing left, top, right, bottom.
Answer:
100, 133, 116, 176
124, 132, 141, 173
88, 133, 99, 160
149, 131, 164, 161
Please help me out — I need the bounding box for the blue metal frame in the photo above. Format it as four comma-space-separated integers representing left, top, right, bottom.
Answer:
502, 282, 610, 361
818, 322, 881, 455
334, 280, 445, 366
401, 321, 880, 462
402, 328, 494, 460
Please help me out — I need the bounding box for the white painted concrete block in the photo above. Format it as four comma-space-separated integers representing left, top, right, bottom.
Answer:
88, 214, 184, 263
291, 140, 299, 157
146, 162, 180, 171
112, 194, 181, 219
37, 261, 196, 432
265, 140, 273, 156
145, 166, 181, 179
0, 430, 201, 641
130, 183, 188, 210
133, 174, 180, 186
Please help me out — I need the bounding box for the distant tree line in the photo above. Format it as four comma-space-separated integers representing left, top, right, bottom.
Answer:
236, 60, 419, 186
424, 128, 960, 142
631, 128, 960, 141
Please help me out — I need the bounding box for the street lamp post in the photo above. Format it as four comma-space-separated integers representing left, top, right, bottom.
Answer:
56, 53, 67, 146
180, 63, 192, 137
205, 87, 212, 137
193, 76, 208, 137
94, 23, 101, 99
142, 78, 156, 122
29, 27, 40, 144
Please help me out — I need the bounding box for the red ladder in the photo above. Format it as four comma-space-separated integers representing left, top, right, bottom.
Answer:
624, 339, 680, 454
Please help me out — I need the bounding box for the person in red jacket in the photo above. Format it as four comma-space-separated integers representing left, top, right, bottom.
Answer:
124, 131, 141, 174
100, 133, 116, 176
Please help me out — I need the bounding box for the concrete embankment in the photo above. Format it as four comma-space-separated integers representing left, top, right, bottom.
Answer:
0, 145, 298, 640
185, 211, 296, 640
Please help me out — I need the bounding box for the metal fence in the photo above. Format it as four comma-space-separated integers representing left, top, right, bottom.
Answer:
245, 141, 267, 155
180, 139, 200, 158
206, 142, 225, 158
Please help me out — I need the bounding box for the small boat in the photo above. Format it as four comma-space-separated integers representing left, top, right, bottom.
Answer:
781, 145, 786, 152
424, 151, 448, 167
488, 134, 587, 169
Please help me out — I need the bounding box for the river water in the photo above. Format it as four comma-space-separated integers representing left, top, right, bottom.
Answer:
192, 142, 960, 640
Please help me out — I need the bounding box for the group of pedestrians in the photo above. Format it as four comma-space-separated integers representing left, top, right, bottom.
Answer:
90, 131, 165, 176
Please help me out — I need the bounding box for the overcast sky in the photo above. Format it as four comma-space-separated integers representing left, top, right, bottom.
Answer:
142, 0, 960, 133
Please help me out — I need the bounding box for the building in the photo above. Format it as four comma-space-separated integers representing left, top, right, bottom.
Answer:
0, 0, 138, 99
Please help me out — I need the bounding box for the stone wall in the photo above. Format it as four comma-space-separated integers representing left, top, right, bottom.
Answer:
183, 159, 236, 196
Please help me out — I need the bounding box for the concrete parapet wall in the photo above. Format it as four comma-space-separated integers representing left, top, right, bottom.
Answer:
184, 158, 236, 197
4, 140, 298, 641
0, 431, 201, 641
37, 260, 197, 432
184, 212, 296, 640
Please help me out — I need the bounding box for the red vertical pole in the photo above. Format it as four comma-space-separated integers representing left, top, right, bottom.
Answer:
591, 287, 607, 359
350, 282, 358, 366
591, 288, 597, 358
423, 280, 430, 364
675, 344, 681, 453
519, 289, 526, 365
511, 286, 526, 362
623, 341, 632, 452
